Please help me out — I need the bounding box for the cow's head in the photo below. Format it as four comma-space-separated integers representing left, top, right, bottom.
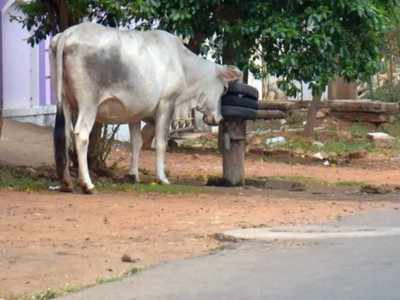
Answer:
197, 65, 242, 125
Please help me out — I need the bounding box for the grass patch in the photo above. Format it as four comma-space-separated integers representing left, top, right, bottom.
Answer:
31, 289, 59, 300
334, 181, 365, 188
13, 267, 144, 300
269, 130, 375, 158
96, 178, 203, 194
269, 175, 365, 189
180, 135, 218, 149
268, 175, 328, 187
348, 123, 370, 138
322, 139, 374, 156
0, 166, 52, 192
0, 165, 202, 195
95, 267, 142, 285
279, 136, 318, 153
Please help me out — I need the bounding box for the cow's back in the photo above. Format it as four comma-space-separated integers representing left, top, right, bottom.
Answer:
61, 23, 187, 121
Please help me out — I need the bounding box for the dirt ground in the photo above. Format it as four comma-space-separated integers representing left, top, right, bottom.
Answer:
1, 120, 400, 299
0, 120, 53, 167
1, 189, 395, 299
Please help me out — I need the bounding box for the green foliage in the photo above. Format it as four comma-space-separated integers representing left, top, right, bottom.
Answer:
322, 139, 374, 157
381, 117, 400, 137
349, 123, 370, 138
15, 0, 400, 99
366, 81, 400, 102
252, 0, 399, 96
144, 1, 399, 96
14, 0, 143, 45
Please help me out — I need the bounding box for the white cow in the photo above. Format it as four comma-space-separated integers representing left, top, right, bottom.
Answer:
50, 22, 242, 193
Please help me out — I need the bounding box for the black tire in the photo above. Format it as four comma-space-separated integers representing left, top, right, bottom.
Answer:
221, 95, 259, 109
227, 82, 259, 100
221, 105, 258, 120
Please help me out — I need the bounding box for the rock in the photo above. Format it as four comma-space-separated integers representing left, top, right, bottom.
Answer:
248, 135, 263, 146
367, 132, 396, 147
360, 184, 393, 194
312, 152, 329, 160
348, 150, 368, 159
331, 112, 389, 124
316, 110, 326, 119
191, 143, 204, 149
121, 254, 140, 263
323, 160, 330, 166
265, 136, 287, 146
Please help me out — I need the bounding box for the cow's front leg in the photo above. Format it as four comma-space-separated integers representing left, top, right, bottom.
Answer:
128, 121, 143, 182
155, 104, 173, 184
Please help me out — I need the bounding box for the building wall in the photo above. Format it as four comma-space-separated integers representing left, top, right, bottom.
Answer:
1, 0, 55, 127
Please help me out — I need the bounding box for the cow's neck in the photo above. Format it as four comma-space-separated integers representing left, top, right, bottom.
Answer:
182, 47, 216, 84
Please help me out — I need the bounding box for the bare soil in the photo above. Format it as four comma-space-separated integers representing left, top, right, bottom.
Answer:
1, 120, 400, 299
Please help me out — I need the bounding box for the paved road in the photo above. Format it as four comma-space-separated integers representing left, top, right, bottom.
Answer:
60, 209, 400, 300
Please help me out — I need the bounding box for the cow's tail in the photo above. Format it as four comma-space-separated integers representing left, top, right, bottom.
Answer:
51, 32, 70, 181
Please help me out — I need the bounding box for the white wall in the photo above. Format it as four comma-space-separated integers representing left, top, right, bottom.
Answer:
2, 2, 39, 110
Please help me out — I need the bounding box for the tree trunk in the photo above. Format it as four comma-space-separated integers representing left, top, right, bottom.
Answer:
57, 0, 70, 31
328, 78, 357, 100
243, 69, 249, 84
142, 122, 155, 150
187, 33, 205, 54
304, 93, 321, 137
88, 123, 106, 171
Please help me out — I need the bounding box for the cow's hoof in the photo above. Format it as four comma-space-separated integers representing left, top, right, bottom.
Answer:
59, 184, 74, 193
158, 178, 170, 185
58, 180, 74, 193
127, 173, 141, 183
80, 183, 96, 195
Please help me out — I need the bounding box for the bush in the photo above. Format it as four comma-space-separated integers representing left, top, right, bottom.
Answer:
365, 82, 400, 103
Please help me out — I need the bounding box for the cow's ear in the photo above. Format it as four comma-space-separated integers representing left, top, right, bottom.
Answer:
218, 65, 243, 82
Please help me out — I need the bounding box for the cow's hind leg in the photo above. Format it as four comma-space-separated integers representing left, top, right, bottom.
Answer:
155, 103, 173, 184
53, 99, 74, 192
60, 101, 74, 191
74, 107, 97, 194
128, 121, 143, 182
